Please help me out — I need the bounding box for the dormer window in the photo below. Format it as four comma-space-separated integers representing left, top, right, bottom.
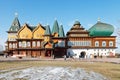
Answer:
14, 23, 18, 26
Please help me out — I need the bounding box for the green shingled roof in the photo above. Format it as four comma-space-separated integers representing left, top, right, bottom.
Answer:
52, 20, 59, 34
59, 25, 65, 37
89, 21, 114, 36
44, 25, 51, 35
9, 17, 21, 32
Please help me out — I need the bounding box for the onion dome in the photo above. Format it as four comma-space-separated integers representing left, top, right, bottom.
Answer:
74, 21, 81, 26
89, 21, 114, 36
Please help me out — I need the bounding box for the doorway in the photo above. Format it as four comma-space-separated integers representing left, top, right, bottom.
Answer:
80, 51, 86, 58
45, 50, 51, 57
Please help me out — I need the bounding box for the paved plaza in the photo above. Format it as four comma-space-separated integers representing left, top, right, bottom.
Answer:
0, 56, 120, 64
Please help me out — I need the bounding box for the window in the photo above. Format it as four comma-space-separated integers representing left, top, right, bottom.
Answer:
22, 41, 26, 48
32, 41, 36, 47
95, 41, 99, 47
13, 43, 16, 48
9, 43, 12, 48
109, 41, 113, 47
37, 41, 40, 47
16, 44, 17, 48
27, 42, 31, 47
102, 41, 106, 47
62, 41, 65, 47
19, 42, 22, 47
68, 41, 72, 46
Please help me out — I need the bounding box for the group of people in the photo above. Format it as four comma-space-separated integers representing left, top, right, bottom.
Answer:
63, 52, 86, 61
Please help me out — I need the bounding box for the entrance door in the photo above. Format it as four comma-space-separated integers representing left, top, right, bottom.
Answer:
45, 50, 51, 57
80, 51, 86, 58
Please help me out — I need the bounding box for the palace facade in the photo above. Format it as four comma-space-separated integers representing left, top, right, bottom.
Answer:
5, 16, 117, 58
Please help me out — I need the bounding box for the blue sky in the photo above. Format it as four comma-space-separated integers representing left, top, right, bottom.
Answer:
0, 0, 120, 52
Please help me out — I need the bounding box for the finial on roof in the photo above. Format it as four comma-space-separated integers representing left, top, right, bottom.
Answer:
97, 17, 101, 22
15, 12, 18, 17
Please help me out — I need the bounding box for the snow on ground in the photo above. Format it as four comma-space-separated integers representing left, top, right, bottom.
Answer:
0, 67, 108, 80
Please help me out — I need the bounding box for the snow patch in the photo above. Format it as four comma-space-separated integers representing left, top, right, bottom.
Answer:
0, 67, 108, 80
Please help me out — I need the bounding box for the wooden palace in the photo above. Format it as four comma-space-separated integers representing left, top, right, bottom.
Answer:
4, 15, 117, 58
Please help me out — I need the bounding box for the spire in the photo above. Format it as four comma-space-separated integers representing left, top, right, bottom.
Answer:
44, 25, 51, 35
59, 25, 65, 37
52, 20, 59, 34
9, 13, 21, 32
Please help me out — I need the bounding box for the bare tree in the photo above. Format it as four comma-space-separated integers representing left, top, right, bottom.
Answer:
117, 27, 120, 44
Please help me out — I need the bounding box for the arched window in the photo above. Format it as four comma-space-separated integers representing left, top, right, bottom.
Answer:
102, 41, 106, 47
109, 41, 113, 47
95, 41, 99, 47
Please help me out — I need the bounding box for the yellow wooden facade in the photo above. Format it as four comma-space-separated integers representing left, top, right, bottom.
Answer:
33, 24, 45, 39
18, 24, 32, 39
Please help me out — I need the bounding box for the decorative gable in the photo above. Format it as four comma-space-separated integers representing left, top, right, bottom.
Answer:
33, 24, 45, 39
18, 24, 32, 39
